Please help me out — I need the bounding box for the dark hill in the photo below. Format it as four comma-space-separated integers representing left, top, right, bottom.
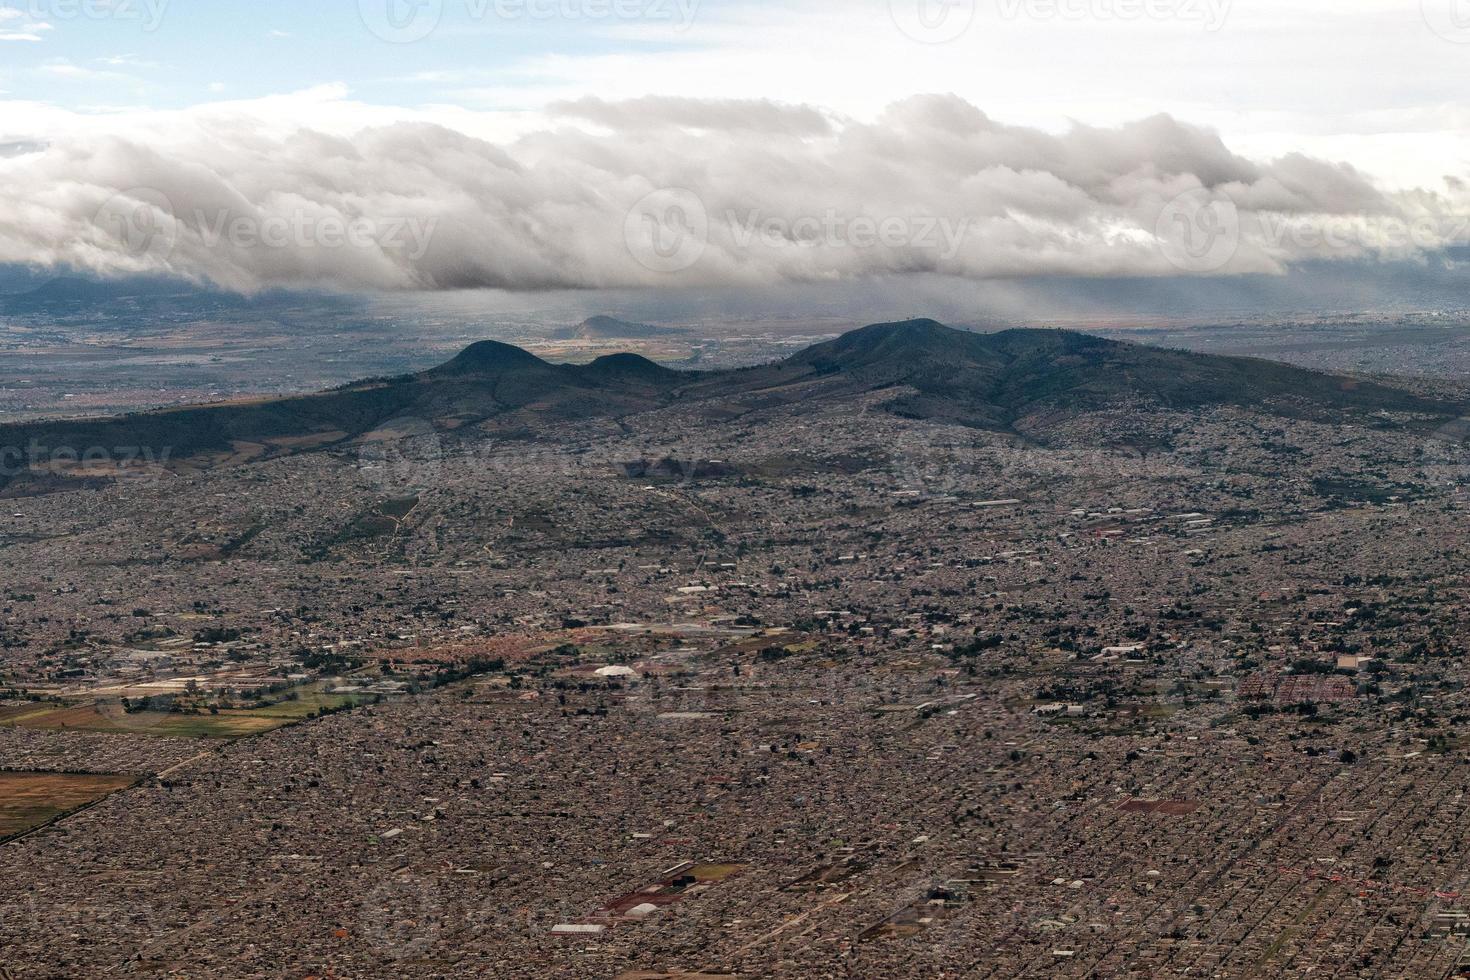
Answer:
580, 353, 681, 383
792, 318, 986, 371
430, 340, 552, 376
731, 319, 1451, 428
0, 345, 685, 494
0, 319, 1460, 495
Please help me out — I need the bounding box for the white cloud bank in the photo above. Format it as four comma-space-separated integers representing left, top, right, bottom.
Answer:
0, 93, 1465, 293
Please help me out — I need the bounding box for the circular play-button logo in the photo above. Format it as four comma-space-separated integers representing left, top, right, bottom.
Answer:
359, 0, 444, 43
1156, 189, 1240, 273
93, 187, 178, 264
623, 187, 710, 275
890, 0, 977, 43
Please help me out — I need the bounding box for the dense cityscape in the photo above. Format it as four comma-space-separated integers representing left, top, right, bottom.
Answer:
4, 1, 1469, 975
4, 321, 1470, 976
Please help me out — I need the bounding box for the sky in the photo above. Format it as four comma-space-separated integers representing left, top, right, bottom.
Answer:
0, 0, 1467, 295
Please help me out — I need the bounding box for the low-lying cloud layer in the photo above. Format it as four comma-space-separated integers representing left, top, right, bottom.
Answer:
0, 94, 1465, 293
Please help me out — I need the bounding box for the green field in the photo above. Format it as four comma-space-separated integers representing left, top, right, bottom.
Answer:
0, 689, 370, 739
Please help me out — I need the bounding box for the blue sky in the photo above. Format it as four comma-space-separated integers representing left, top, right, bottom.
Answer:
0, 0, 726, 109
3, 0, 1467, 189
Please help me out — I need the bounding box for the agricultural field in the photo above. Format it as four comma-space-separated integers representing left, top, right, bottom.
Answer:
0, 690, 369, 740
0, 771, 138, 839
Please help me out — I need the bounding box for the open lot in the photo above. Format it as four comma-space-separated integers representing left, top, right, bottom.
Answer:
0, 691, 368, 740
0, 772, 138, 840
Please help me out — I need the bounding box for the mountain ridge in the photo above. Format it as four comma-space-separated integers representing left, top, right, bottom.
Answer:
0, 319, 1458, 495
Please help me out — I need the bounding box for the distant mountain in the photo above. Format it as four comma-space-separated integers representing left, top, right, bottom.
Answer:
0, 276, 226, 313
0, 319, 1460, 495
0, 275, 345, 317
550, 316, 685, 341
0, 266, 70, 297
